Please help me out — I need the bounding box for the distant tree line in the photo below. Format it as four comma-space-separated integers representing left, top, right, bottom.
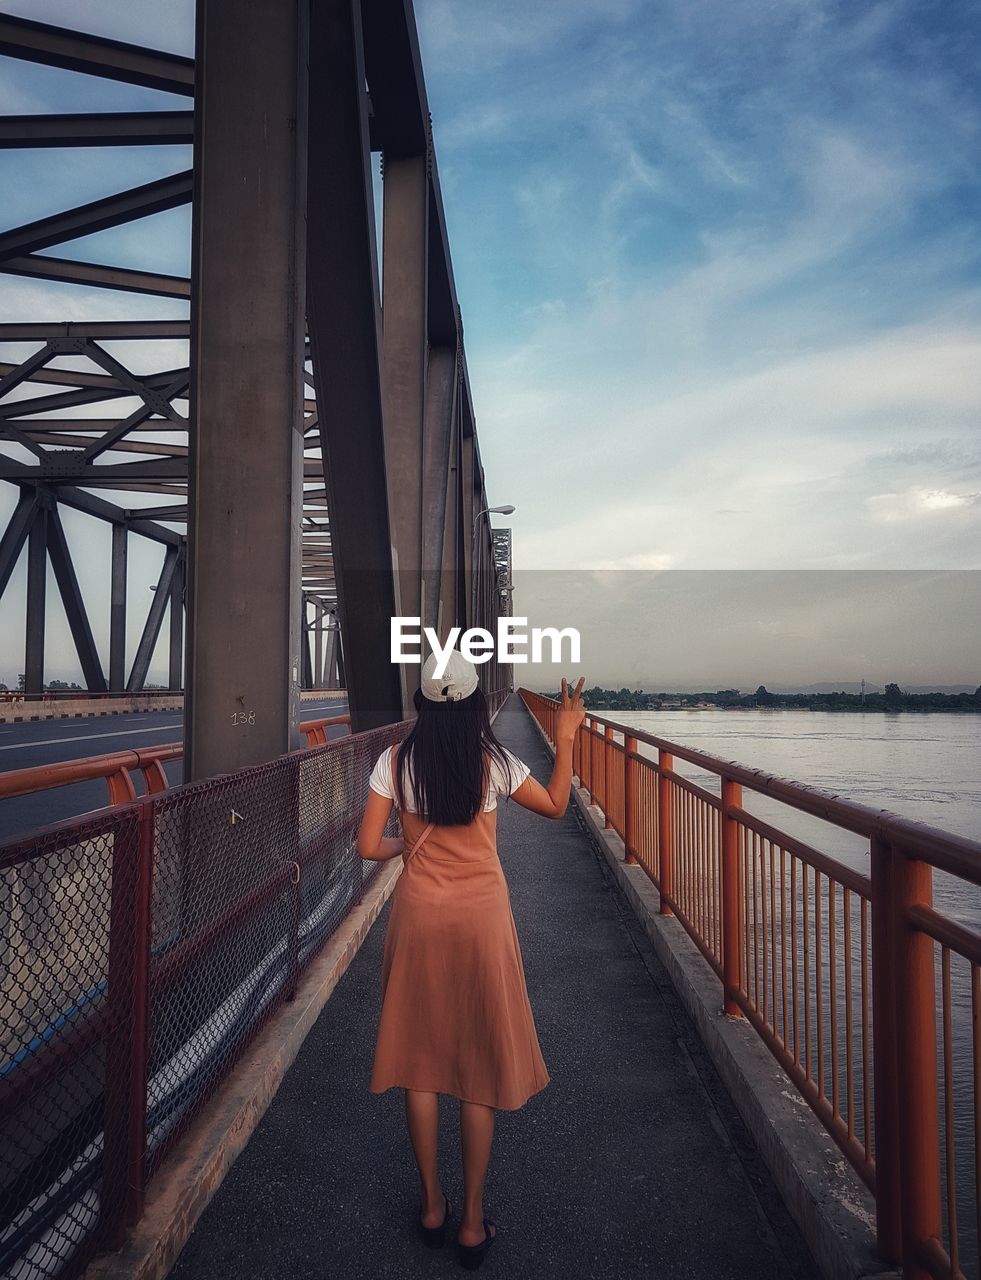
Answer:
551, 684, 981, 713
0, 675, 84, 692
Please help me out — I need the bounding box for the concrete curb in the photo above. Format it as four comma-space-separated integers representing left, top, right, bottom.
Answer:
0, 698, 183, 723
84, 858, 402, 1280
0, 690, 345, 722
522, 706, 897, 1280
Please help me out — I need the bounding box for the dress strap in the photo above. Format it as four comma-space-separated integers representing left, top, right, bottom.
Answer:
390, 745, 434, 863
404, 822, 435, 864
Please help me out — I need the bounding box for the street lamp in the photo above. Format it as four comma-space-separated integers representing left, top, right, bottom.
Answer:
471, 504, 516, 628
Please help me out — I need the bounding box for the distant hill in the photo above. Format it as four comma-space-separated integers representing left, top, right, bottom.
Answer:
770, 683, 880, 695
769, 683, 977, 695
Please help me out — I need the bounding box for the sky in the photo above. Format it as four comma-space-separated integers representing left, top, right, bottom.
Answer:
0, 0, 978, 687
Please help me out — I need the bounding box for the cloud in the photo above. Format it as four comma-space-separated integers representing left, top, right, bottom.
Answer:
867, 488, 981, 523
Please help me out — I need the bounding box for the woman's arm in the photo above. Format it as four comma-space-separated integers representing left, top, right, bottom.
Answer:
512, 676, 586, 819
355, 789, 405, 860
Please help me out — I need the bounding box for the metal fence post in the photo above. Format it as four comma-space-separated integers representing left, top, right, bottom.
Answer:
624, 735, 638, 864
103, 800, 154, 1243
584, 719, 594, 803
657, 749, 673, 915
604, 725, 614, 829
869, 835, 902, 1262
892, 844, 942, 1279
720, 777, 743, 1016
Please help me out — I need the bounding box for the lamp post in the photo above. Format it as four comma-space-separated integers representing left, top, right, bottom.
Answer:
471, 504, 515, 631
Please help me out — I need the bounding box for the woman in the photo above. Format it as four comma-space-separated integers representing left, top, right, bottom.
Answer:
356, 651, 586, 1269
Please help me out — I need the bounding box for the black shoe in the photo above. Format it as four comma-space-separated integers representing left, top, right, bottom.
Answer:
419, 1194, 452, 1249
457, 1218, 496, 1270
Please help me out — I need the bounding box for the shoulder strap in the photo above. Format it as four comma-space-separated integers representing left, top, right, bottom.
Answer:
391, 745, 435, 863
404, 822, 435, 864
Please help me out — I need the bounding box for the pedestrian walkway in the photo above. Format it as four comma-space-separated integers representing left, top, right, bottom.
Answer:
169, 698, 818, 1279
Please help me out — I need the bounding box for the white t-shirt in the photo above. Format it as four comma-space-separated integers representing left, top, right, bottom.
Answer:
368, 744, 530, 813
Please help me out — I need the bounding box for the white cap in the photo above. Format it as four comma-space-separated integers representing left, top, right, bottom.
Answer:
420, 649, 479, 702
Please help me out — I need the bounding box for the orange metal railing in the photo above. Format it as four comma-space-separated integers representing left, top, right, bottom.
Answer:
521, 687, 981, 1280
299, 713, 352, 746
0, 718, 353, 807
0, 743, 183, 805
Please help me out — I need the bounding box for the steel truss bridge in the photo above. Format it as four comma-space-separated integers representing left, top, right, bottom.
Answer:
0, 0, 512, 780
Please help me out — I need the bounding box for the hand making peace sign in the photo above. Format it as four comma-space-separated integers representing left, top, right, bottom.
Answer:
556, 676, 587, 743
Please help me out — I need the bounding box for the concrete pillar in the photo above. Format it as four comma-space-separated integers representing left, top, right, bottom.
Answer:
185, 0, 308, 777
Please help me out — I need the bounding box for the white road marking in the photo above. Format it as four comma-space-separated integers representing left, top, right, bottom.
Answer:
0, 725, 182, 752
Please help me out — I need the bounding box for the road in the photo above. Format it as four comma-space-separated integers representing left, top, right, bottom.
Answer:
0, 698, 349, 843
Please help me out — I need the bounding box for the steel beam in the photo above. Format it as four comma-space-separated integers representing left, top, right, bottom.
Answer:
421, 344, 456, 634
0, 111, 194, 148
0, 459, 188, 482
185, 0, 308, 778
168, 550, 184, 690
323, 614, 340, 689
0, 488, 36, 599
0, 343, 55, 402
46, 505, 108, 691
0, 171, 192, 261
0, 15, 194, 95
53, 485, 181, 545
362, 0, 428, 157
382, 151, 428, 692
446, 377, 468, 633
313, 599, 324, 690
25, 503, 47, 695
127, 546, 177, 691
110, 523, 128, 691
306, 0, 402, 730
462, 427, 475, 626
1, 255, 190, 298
0, 321, 190, 340
301, 599, 313, 689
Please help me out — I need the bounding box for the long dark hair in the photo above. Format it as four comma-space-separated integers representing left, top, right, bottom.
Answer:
395, 686, 515, 826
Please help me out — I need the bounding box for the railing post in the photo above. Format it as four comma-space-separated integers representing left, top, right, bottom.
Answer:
285, 860, 301, 1000
604, 725, 614, 829
624, 735, 638, 864
585, 718, 595, 804
102, 800, 154, 1244
657, 749, 673, 916
892, 843, 942, 1278
869, 835, 902, 1262
720, 776, 743, 1016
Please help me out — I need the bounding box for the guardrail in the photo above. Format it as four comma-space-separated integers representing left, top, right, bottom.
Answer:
0, 745, 184, 806
520, 688, 981, 1280
0, 717, 410, 1280
0, 719, 354, 807
299, 714, 353, 747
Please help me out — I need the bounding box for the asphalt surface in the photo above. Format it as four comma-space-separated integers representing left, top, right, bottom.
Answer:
0, 699, 348, 843
169, 696, 818, 1280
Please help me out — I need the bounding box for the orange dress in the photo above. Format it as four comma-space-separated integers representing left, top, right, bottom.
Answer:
368, 750, 550, 1110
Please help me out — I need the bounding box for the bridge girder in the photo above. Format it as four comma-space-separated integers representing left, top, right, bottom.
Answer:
0, 0, 509, 774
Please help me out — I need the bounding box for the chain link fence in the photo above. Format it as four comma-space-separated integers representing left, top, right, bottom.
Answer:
1, 721, 408, 1280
